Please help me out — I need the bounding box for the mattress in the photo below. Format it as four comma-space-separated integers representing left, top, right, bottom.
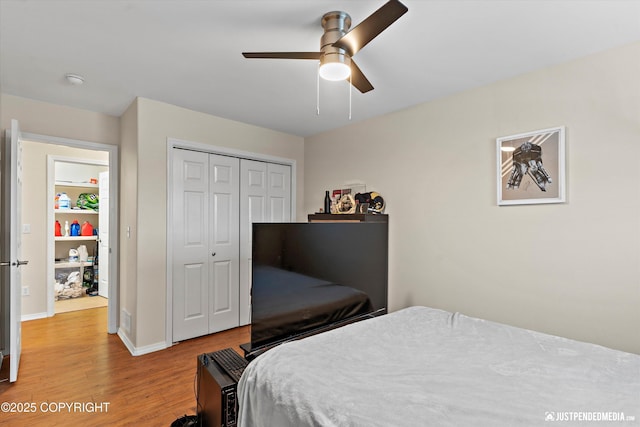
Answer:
250, 265, 373, 348
238, 306, 640, 426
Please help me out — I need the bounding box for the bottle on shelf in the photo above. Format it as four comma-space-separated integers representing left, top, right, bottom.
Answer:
64, 220, 70, 237
81, 221, 94, 236
58, 192, 71, 209
70, 220, 81, 236
324, 190, 331, 214
55, 220, 62, 237
68, 248, 79, 262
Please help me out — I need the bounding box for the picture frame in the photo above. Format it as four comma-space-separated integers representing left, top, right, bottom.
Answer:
497, 126, 565, 206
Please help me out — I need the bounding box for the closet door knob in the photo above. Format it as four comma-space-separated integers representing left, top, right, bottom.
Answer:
211, 252, 216, 257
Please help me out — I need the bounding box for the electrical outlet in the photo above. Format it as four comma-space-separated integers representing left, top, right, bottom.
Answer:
22, 286, 30, 296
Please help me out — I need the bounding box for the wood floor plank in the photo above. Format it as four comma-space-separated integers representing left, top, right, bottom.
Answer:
0, 307, 249, 426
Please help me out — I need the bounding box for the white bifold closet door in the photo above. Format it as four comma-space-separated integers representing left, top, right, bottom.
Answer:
172, 150, 240, 342
239, 160, 291, 325
172, 149, 291, 342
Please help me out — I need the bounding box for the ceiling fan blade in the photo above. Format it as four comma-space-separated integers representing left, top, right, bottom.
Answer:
350, 60, 374, 93
333, 0, 408, 56
242, 52, 321, 60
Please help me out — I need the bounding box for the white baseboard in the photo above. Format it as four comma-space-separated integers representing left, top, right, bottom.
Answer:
21, 312, 48, 322
117, 328, 167, 356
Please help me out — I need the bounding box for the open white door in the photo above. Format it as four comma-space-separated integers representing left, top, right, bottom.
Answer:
2, 119, 27, 382
98, 171, 109, 298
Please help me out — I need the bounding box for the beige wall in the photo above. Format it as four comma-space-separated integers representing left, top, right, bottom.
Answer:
304, 42, 640, 354
0, 94, 120, 145
130, 98, 305, 348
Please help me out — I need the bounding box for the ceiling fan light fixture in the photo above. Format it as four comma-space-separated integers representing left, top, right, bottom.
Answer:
242, 0, 408, 93
319, 62, 351, 81
319, 53, 351, 81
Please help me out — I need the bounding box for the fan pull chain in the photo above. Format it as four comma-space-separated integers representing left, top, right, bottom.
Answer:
349, 73, 352, 120
316, 64, 320, 115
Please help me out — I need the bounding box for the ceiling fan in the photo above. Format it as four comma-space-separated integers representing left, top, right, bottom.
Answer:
242, 0, 408, 93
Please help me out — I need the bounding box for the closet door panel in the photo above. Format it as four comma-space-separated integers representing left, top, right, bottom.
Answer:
209, 154, 240, 333
212, 193, 232, 243
172, 149, 210, 341
239, 160, 268, 325
182, 263, 208, 320
211, 260, 233, 313
268, 163, 291, 222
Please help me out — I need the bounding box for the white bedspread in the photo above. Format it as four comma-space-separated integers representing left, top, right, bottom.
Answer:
237, 306, 640, 426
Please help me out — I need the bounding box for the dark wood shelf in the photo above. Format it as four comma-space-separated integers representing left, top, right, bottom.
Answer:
308, 213, 388, 223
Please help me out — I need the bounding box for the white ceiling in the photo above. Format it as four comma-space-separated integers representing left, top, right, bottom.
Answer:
1, 0, 639, 137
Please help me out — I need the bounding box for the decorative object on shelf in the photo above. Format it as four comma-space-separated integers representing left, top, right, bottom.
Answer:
355, 192, 385, 213
331, 188, 355, 213
77, 193, 99, 211
324, 190, 331, 214
336, 193, 356, 214
497, 126, 566, 206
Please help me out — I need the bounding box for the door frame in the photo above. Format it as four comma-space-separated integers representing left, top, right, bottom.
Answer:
165, 137, 297, 347
21, 132, 119, 333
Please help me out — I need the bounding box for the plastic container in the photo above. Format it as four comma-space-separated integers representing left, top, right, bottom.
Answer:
70, 220, 80, 236
81, 221, 94, 236
58, 193, 71, 209
55, 220, 62, 237
68, 248, 79, 262
77, 245, 88, 262
64, 220, 70, 237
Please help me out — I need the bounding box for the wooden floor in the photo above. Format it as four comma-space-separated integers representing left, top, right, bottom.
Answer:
55, 295, 108, 313
0, 307, 249, 426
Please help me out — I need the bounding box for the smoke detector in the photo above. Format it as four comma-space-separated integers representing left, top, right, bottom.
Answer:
65, 73, 85, 85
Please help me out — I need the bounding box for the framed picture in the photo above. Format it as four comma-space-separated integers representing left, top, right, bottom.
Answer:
497, 126, 565, 206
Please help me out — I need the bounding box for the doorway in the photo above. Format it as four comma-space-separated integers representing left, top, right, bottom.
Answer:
19, 132, 118, 333
49, 157, 109, 315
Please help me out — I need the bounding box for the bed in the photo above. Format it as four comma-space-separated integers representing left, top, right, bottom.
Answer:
237, 306, 640, 426
250, 265, 373, 348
